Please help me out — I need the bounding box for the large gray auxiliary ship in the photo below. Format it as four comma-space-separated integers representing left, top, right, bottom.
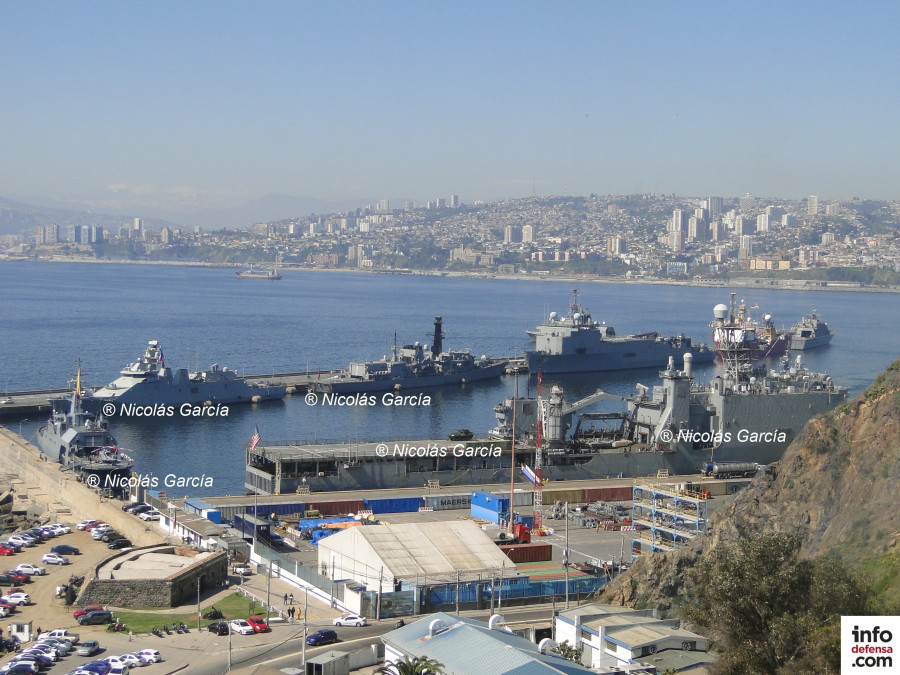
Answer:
524, 289, 715, 374
311, 317, 507, 395
246, 306, 847, 494
85, 340, 286, 414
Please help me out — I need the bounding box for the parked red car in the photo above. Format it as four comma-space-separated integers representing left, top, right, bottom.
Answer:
84, 522, 106, 531
247, 616, 269, 633
2, 571, 28, 584
73, 604, 104, 619
0, 546, 15, 556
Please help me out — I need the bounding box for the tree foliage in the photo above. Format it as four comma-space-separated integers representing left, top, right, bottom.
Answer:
551, 640, 583, 663
683, 532, 870, 674
376, 655, 446, 675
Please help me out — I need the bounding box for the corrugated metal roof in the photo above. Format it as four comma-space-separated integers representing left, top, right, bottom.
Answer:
321, 520, 513, 578
383, 613, 595, 675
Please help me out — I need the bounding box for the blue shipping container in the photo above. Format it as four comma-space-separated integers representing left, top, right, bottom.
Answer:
364, 497, 423, 513
203, 509, 222, 524
471, 504, 502, 524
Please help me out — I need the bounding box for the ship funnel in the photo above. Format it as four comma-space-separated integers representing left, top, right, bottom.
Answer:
683, 352, 693, 377
713, 303, 728, 321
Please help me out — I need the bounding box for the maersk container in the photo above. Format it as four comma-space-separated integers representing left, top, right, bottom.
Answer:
542, 489, 585, 505
499, 543, 553, 563
423, 493, 472, 511
363, 497, 423, 513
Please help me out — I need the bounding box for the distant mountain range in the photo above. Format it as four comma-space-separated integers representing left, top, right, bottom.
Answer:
0, 192, 370, 236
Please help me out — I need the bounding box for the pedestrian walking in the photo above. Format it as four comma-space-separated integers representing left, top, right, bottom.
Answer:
289, 592, 294, 605
283, 592, 288, 604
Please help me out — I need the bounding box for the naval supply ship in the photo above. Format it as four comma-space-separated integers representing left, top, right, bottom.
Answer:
789, 309, 834, 350
523, 289, 715, 375
311, 316, 508, 395
36, 370, 134, 495
245, 305, 847, 494
84, 340, 286, 413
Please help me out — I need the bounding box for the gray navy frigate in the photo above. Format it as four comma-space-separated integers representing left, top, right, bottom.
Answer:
85, 340, 286, 414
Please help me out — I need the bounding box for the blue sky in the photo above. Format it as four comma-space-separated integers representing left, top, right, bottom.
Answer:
2, 2, 898, 218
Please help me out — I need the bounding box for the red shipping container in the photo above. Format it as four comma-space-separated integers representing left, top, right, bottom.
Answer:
582, 486, 633, 503
499, 543, 553, 563
304, 499, 366, 516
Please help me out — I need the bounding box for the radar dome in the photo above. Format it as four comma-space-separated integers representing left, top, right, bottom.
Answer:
573, 313, 581, 322
549, 311, 558, 321
713, 303, 728, 320
764, 314, 772, 322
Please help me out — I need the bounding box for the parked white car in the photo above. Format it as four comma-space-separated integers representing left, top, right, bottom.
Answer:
229, 620, 255, 635
117, 653, 148, 667
41, 553, 69, 566
15, 563, 46, 576
8, 535, 34, 548
48, 523, 71, 535
137, 649, 161, 663
139, 511, 161, 521
1, 592, 30, 605
333, 613, 367, 627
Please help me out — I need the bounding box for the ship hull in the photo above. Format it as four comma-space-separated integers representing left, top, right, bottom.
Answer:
84, 380, 286, 412
525, 343, 715, 375
790, 334, 833, 350
312, 361, 507, 394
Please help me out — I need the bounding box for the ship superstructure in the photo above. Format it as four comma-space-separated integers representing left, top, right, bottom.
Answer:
789, 309, 834, 350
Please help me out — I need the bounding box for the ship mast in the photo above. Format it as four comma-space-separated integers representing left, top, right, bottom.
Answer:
508, 375, 517, 534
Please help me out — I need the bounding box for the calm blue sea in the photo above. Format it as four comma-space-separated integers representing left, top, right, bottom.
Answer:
2, 261, 898, 496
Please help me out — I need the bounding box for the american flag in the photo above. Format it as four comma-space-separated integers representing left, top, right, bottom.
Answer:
250, 425, 261, 452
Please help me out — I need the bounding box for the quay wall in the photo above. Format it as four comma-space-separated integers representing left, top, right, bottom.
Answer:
0, 427, 164, 547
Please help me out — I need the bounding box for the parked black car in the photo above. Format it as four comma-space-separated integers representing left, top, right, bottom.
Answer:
122, 501, 148, 512
0, 574, 16, 586
51, 545, 80, 556
207, 621, 229, 635
307, 629, 338, 646
100, 531, 122, 543
130, 504, 153, 515
77, 609, 113, 625
107, 539, 132, 550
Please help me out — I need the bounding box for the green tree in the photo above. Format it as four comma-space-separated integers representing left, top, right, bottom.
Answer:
683, 532, 870, 674
376, 655, 446, 675
551, 640, 583, 663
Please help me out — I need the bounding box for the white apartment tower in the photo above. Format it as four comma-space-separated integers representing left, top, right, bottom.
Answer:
808, 195, 819, 215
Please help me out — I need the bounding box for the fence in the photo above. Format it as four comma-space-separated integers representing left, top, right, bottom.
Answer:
253, 539, 346, 605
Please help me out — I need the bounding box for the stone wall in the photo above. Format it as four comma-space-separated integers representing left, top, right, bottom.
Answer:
0, 428, 163, 546
77, 548, 228, 608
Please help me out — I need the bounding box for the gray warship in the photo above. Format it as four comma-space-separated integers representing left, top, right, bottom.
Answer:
524, 289, 715, 374
85, 340, 286, 414
311, 317, 508, 395
245, 304, 847, 493
36, 372, 134, 495
789, 309, 834, 350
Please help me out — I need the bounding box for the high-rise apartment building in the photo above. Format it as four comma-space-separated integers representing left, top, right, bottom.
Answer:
808, 195, 819, 215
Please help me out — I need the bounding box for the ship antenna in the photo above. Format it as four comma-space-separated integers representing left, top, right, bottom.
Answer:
76, 359, 81, 397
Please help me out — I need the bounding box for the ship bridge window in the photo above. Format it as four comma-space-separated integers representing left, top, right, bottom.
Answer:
623, 353, 636, 358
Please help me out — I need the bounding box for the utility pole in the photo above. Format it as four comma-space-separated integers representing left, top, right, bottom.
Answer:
227, 621, 232, 672
455, 568, 460, 615
564, 502, 570, 609
301, 587, 308, 667
196, 577, 201, 630
265, 560, 271, 624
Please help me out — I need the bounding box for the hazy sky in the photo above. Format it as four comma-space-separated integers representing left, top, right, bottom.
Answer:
2, 2, 898, 216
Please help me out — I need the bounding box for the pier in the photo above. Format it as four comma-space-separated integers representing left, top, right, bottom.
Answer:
0, 361, 528, 420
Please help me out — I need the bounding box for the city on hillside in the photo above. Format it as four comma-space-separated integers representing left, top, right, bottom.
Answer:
3, 193, 900, 286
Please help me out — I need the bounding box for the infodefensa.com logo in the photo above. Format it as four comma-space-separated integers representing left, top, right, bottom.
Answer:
842, 616, 899, 672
